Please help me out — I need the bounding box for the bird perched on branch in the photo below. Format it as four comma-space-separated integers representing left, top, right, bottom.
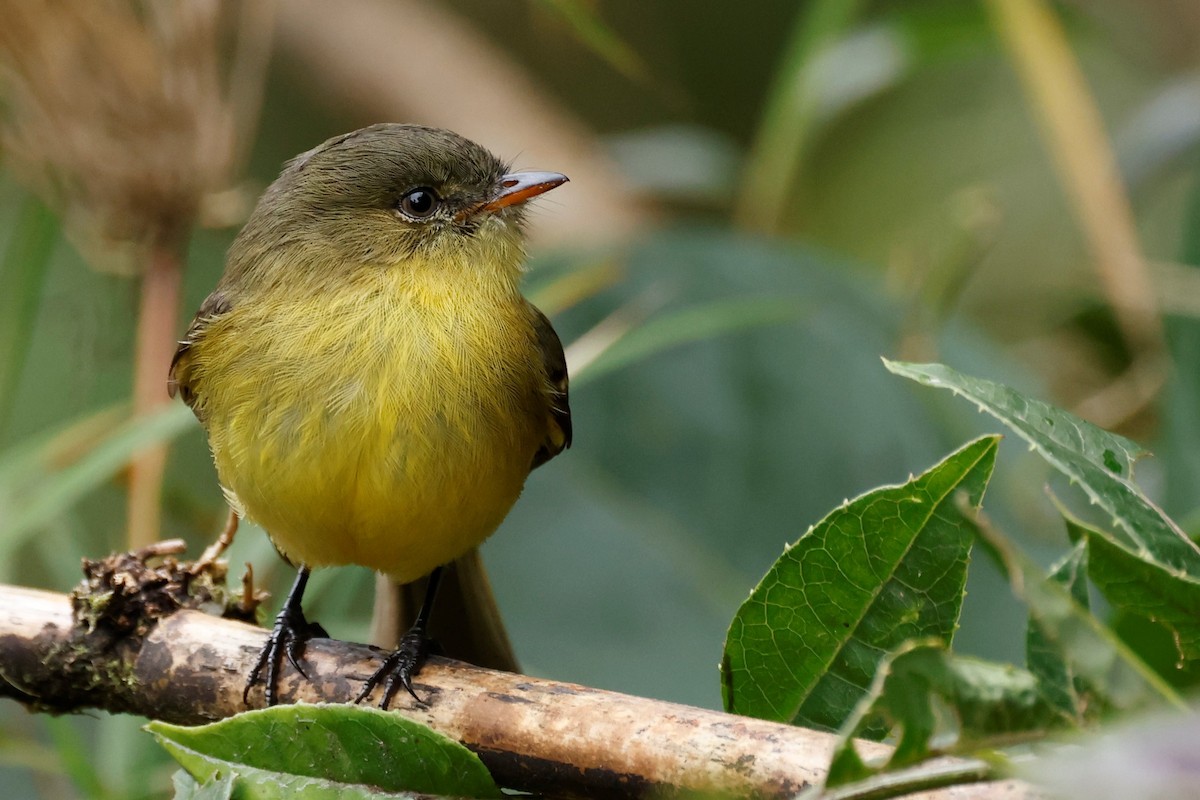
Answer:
170, 123, 571, 707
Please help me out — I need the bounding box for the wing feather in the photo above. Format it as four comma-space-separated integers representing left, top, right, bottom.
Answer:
168, 290, 232, 417
529, 304, 571, 470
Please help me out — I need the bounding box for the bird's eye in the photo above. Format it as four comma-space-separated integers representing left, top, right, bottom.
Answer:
398, 187, 439, 219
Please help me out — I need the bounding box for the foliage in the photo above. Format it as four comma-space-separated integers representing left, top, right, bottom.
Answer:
149, 705, 501, 800
725, 362, 1198, 797
722, 436, 996, 731
884, 361, 1200, 579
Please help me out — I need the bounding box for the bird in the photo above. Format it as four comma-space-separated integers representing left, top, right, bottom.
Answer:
169, 123, 572, 707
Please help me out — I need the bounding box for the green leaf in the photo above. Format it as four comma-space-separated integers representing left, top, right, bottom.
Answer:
884, 360, 1200, 579
970, 509, 1184, 713
167, 761, 422, 799
1025, 539, 1100, 724
721, 436, 999, 731
1053, 500, 1200, 670
171, 769, 234, 800
147, 704, 502, 799
826, 639, 1051, 787
946, 654, 1053, 738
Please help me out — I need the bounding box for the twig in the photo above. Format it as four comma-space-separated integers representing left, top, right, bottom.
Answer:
799, 759, 997, 800
192, 509, 240, 573
0, 583, 1037, 800
239, 562, 261, 618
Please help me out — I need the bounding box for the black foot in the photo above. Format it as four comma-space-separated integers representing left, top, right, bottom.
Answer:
354, 628, 431, 709
244, 567, 322, 706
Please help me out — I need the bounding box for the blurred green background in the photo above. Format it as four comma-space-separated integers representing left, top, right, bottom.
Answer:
2, 0, 1199, 797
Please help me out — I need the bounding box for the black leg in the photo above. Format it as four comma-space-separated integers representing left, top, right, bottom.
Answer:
244, 566, 315, 706
355, 566, 444, 708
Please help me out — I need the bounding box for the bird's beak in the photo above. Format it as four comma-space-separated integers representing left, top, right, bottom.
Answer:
478, 171, 569, 214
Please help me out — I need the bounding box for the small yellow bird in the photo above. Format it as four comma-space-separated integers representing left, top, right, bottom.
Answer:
169, 124, 571, 706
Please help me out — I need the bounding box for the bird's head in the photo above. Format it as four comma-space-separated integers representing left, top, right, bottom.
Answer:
229, 124, 567, 288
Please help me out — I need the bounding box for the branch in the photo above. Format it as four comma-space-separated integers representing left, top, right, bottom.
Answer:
0, 581, 1037, 799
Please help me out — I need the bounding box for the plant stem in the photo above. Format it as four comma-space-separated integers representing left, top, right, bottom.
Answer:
803, 758, 995, 800
986, 0, 1166, 426
126, 238, 185, 549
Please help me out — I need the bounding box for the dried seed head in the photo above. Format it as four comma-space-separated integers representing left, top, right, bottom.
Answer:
0, 0, 270, 272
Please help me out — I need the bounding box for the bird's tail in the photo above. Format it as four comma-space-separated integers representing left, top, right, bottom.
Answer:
370, 547, 519, 672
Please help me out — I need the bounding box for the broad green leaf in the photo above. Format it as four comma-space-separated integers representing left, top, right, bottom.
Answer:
171, 769, 234, 800
148, 704, 502, 799
166, 759, 423, 800
885, 360, 1200, 579
721, 436, 998, 730
1110, 607, 1200, 691
825, 639, 1050, 787
1025, 539, 1100, 724
970, 510, 1184, 712
1053, 500, 1200, 669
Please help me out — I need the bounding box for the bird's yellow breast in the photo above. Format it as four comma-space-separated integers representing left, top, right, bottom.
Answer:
190, 262, 547, 582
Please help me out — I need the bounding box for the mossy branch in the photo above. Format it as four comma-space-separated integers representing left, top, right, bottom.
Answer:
0, 556, 1037, 800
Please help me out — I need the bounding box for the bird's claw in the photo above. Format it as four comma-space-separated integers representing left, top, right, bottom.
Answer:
354, 629, 431, 709
244, 602, 315, 706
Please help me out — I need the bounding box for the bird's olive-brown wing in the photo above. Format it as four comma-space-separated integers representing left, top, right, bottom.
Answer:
168, 291, 231, 418
530, 304, 572, 470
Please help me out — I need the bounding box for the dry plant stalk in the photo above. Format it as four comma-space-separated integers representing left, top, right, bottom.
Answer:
986, 0, 1167, 428
0, 0, 272, 548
